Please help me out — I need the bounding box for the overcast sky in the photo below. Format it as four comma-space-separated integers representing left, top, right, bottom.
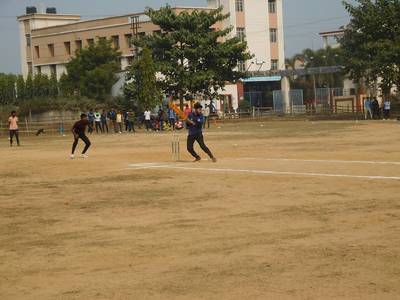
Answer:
0, 0, 352, 74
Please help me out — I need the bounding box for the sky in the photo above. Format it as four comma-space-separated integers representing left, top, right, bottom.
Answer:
0, 0, 352, 74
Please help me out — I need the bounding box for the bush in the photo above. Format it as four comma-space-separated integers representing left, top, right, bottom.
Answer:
238, 99, 251, 111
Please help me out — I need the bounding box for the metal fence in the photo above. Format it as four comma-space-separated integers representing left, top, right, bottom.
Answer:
0, 116, 77, 137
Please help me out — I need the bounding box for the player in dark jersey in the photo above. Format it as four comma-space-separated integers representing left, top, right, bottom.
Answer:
70, 113, 92, 159
186, 102, 217, 162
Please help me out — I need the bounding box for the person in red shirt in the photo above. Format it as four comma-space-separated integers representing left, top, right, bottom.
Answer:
184, 104, 192, 117
70, 113, 92, 159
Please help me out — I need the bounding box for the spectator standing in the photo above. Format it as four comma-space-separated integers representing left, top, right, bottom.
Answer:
101, 109, 109, 133
383, 97, 391, 120
116, 112, 123, 133
126, 111, 136, 132
94, 109, 103, 133
167, 107, 176, 130
364, 98, 373, 120
158, 108, 165, 131
203, 104, 210, 129
123, 111, 129, 131
107, 109, 117, 133
144, 108, 152, 131
8, 110, 20, 147
184, 104, 192, 118
372, 98, 380, 119
87, 109, 95, 134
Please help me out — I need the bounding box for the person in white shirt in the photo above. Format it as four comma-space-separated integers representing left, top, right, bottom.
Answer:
144, 109, 152, 131
94, 110, 103, 133
383, 98, 391, 120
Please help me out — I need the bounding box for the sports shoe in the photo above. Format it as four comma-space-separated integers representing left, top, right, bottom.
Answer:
211, 157, 217, 163
193, 157, 201, 162
70, 154, 75, 159
81, 154, 89, 159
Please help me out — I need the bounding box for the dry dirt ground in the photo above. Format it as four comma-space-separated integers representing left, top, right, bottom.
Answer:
0, 120, 399, 300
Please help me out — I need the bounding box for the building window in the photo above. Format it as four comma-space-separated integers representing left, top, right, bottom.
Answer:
125, 34, 132, 47
87, 38, 94, 46
34, 46, 40, 58
235, 0, 244, 12
112, 35, 120, 49
75, 40, 82, 51
236, 27, 245, 42
50, 65, 57, 77
26, 34, 31, 47
64, 42, 71, 55
238, 60, 246, 72
270, 28, 277, 43
127, 56, 134, 66
28, 62, 33, 74
271, 59, 278, 71
268, 0, 276, 13
48, 44, 55, 57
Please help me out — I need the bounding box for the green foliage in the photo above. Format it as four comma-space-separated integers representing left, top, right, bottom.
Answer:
49, 72, 59, 97
16, 75, 26, 103
286, 47, 346, 100
0, 73, 16, 105
124, 47, 161, 110
65, 38, 121, 100
341, 0, 400, 93
17, 97, 98, 116
59, 73, 74, 96
33, 73, 51, 97
136, 5, 252, 108
238, 99, 251, 111
25, 73, 34, 99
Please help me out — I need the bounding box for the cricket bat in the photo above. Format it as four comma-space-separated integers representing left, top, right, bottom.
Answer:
169, 102, 188, 120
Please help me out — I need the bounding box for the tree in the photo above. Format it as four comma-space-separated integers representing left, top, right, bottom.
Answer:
16, 75, 26, 103
49, 72, 58, 98
33, 73, 50, 97
25, 73, 34, 99
136, 5, 252, 108
0, 73, 16, 105
59, 73, 74, 96
124, 47, 161, 110
65, 38, 121, 100
341, 0, 400, 93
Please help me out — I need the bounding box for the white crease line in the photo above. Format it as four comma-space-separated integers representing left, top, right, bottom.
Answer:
237, 158, 400, 166
127, 164, 400, 181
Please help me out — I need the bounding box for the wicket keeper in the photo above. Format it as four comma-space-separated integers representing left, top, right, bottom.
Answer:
187, 102, 217, 162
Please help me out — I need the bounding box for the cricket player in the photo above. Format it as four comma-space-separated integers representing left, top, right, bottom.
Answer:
187, 102, 217, 162
70, 113, 92, 159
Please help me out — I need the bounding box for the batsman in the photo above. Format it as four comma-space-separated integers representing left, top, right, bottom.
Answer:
185, 102, 217, 162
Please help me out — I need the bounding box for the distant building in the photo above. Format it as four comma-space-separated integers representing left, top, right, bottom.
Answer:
319, 28, 345, 49
17, 1, 285, 110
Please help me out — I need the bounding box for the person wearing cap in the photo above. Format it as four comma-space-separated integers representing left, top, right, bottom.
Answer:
186, 102, 217, 162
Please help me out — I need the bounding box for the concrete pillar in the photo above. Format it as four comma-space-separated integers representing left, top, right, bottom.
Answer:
281, 76, 290, 113
322, 36, 328, 49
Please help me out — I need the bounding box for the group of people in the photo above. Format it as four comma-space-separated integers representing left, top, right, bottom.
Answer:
87, 109, 136, 134
71, 102, 217, 162
142, 103, 211, 132
364, 97, 392, 120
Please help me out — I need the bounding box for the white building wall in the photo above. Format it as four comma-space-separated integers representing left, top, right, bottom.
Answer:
276, 0, 286, 70
244, 0, 270, 72
56, 64, 67, 80
223, 84, 239, 110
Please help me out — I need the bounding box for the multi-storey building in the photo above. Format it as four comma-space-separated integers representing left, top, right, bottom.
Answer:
18, 1, 285, 110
